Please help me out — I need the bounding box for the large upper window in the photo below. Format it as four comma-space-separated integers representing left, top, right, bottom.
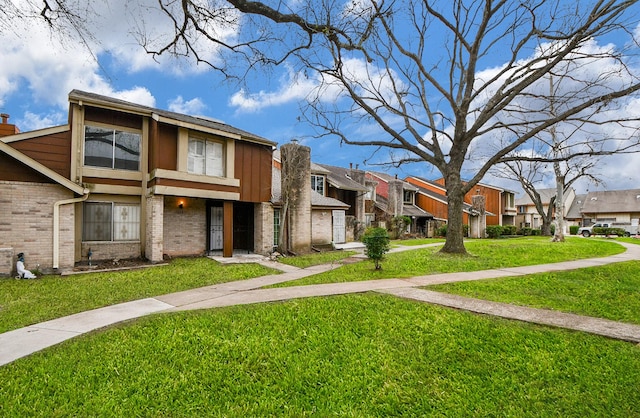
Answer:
83, 202, 141, 242
84, 125, 141, 171
188, 137, 224, 177
311, 174, 325, 196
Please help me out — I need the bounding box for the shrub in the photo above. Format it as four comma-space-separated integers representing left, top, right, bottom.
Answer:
485, 225, 503, 239
436, 225, 448, 237
569, 225, 579, 235
518, 227, 532, 236
593, 227, 626, 236
391, 215, 412, 238
435, 224, 470, 238
362, 227, 391, 270
501, 225, 518, 236
530, 229, 542, 236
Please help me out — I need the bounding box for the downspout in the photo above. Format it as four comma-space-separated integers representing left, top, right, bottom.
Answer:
53, 189, 90, 270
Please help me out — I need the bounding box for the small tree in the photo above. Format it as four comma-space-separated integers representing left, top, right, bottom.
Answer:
362, 227, 390, 270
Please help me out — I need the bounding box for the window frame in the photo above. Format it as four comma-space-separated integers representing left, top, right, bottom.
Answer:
187, 136, 225, 177
83, 124, 141, 171
83, 201, 141, 242
311, 174, 325, 196
403, 190, 414, 204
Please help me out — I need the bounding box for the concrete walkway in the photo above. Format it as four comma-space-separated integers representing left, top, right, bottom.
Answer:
1, 241, 640, 367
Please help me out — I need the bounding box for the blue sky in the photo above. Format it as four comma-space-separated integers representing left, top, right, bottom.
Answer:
1, 1, 639, 196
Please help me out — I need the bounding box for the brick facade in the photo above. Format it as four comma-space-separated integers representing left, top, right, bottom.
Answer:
311, 209, 333, 245
163, 196, 207, 257
0, 181, 75, 273
145, 195, 164, 262
254, 202, 274, 254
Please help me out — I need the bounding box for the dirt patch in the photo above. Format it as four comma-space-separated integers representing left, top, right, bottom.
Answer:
72, 257, 157, 273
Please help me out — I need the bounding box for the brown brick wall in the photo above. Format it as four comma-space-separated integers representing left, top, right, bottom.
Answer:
0, 181, 75, 272
163, 196, 207, 257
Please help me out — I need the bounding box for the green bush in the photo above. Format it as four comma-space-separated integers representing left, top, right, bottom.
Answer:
518, 227, 532, 236
569, 225, 579, 235
593, 227, 626, 236
501, 225, 517, 236
362, 227, 391, 270
435, 224, 470, 238
485, 225, 503, 239
531, 229, 542, 236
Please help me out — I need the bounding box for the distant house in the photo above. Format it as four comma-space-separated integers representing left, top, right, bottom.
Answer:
0, 90, 275, 275
406, 176, 516, 226
580, 189, 640, 227
514, 188, 577, 229
365, 171, 434, 235
272, 146, 351, 251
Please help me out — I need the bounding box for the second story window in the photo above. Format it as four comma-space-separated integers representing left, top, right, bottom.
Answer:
403, 190, 414, 204
84, 125, 141, 171
188, 137, 224, 177
311, 174, 325, 196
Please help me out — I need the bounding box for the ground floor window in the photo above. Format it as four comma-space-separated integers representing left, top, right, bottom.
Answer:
83, 202, 141, 241
273, 208, 281, 247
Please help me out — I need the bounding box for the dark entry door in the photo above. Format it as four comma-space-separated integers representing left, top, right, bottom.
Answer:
209, 205, 224, 251
233, 203, 254, 252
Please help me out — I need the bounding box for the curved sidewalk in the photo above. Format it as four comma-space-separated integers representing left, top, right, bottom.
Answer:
2, 241, 640, 366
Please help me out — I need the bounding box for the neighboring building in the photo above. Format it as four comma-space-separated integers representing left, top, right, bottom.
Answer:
406, 176, 516, 226
514, 187, 576, 229
0, 90, 275, 275
565, 194, 587, 226
272, 144, 350, 251
580, 189, 640, 228
365, 171, 434, 235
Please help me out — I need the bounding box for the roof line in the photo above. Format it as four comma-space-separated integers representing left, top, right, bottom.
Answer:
0, 141, 86, 195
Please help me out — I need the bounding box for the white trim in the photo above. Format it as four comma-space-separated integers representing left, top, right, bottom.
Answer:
0, 125, 70, 143
88, 184, 143, 195
149, 185, 240, 201
149, 168, 240, 187
83, 167, 143, 181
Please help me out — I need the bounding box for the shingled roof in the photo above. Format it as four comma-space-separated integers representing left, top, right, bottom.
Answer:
69, 90, 276, 146
581, 189, 640, 213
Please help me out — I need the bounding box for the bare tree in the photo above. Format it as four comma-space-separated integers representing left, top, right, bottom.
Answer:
495, 154, 600, 237
12, 0, 640, 254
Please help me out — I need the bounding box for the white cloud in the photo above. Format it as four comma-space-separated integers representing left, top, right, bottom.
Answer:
17, 111, 67, 131
168, 96, 207, 114
230, 65, 320, 113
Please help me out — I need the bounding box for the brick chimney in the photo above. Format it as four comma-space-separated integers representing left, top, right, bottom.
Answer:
0, 113, 20, 137
280, 141, 312, 254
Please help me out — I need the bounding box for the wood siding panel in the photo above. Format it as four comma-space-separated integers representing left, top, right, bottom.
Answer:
234, 141, 272, 203
157, 123, 178, 170
9, 131, 72, 178
84, 106, 142, 130
0, 153, 53, 183
416, 194, 448, 220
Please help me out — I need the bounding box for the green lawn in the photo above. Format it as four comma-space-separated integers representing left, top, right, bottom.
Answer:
428, 260, 640, 324
270, 236, 625, 287
0, 258, 278, 334
277, 250, 357, 268
1, 294, 639, 416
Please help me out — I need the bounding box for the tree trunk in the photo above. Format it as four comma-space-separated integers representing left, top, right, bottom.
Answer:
552, 168, 566, 242
440, 174, 467, 254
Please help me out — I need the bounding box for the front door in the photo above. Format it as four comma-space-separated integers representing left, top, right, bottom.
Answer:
209, 205, 224, 251
332, 210, 346, 244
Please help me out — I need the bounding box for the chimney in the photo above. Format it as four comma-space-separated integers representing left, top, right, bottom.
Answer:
0, 113, 20, 137
280, 141, 312, 254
